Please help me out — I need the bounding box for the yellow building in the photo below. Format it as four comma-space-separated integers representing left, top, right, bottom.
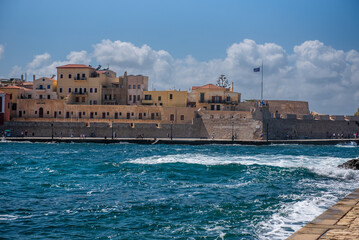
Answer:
56, 64, 122, 105
142, 90, 187, 107
29, 77, 57, 100
187, 84, 241, 111
0, 85, 27, 119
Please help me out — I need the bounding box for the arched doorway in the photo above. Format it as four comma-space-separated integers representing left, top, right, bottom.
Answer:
39, 107, 43, 118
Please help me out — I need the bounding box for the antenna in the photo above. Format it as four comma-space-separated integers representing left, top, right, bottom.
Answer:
96, 65, 101, 70
51, 74, 56, 79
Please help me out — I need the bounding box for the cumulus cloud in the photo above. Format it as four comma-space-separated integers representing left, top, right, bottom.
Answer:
19, 50, 91, 78
0, 44, 4, 59
10, 39, 359, 115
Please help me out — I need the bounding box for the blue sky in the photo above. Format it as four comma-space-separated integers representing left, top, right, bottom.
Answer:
0, 0, 359, 114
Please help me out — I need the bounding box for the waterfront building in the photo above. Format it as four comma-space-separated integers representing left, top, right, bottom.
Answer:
142, 90, 188, 107
27, 77, 58, 100
0, 85, 27, 119
127, 75, 148, 105
187, 84, 241, 110
0, 90, 10, 124
56, 64, 121, 105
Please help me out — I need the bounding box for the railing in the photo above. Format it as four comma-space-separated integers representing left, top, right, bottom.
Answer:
74, 77, 87, 80
199, 100, 237, 104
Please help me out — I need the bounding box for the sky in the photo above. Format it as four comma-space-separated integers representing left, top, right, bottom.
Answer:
0, 0, 358, 115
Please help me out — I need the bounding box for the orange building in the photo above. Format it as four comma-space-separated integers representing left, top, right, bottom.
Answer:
0, 90, 11, 125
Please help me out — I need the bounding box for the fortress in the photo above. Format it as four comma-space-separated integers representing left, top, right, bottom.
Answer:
1, 64, 358, 140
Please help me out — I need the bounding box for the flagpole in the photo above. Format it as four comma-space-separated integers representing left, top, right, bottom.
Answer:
261, 61, 263, 101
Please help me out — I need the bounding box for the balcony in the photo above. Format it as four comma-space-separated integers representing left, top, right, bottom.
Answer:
74, 77, 87, 80
199, 100, 238, 104
141, 99, 154, 105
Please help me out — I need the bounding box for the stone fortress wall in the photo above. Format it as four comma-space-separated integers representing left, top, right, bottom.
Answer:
1, 100, 358, 140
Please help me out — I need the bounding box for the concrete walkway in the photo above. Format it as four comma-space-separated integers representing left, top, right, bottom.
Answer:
2, 137, 359, 145
288, 188, 359, 240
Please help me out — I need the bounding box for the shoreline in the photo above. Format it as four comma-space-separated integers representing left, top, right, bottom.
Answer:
2, 137, 359, 145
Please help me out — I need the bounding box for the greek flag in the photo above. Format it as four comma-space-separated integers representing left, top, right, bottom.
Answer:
253, 67, 260, 72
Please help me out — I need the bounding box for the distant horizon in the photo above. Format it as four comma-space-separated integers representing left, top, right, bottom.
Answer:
1, 0, 358, 115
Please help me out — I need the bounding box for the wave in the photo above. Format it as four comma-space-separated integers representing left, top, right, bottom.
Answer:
256, 179, 357, 240
127, 153, 359, 180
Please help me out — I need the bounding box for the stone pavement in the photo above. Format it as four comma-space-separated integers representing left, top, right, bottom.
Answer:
288, 188, 359, 240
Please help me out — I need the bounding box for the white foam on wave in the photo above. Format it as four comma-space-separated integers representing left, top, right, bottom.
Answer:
256, 177, 359, 240
127, 153, 359, 179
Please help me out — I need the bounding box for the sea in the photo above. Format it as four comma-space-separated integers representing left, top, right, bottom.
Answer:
1, 141, 359, 239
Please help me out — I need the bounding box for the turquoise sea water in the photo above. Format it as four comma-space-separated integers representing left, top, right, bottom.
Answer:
1, 142, 359, 239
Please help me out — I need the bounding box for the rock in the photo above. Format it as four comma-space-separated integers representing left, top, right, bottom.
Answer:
338, 159, 359, 170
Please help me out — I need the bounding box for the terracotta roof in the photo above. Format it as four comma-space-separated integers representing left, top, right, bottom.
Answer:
0, 85, 26, 90
56, 64, 94, 69
96, 70, 107, 74
192, 84, 226, 90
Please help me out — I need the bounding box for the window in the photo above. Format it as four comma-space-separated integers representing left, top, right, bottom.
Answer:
93, 100, 97, 105
200, 93, 205, 102
170, 94, 173, 100
35, 110, 37, 114
170, 114, 175, 121
10, 94, 12, 99
119, 112, 122, 116
144, 95, 152, 100
47, 95, 50, 99
47, 85, 50, 89
75, 97, 79, 102
68, 88, 71, 93
28, 94, 32, 99
227, 96, 231, 102
107, 112, 109, 116
39, 95, 43, 99
59, 88, 63, 93
89, 100, 92, 105
102, 112, 106, 119
131, 112, 134, 116
60, 74, 63, 79
84, 88, 86, 93
42, 78, 45, 81
90, 88, 93, 93
76, 73, 80, 80
129, 95, 132, 101
137, 95, 140, 100
156, 113, 159, 116
12, 103, 17, 110
137, 85, 140, 89
133, 85, 136, 89
94, 88, 97, 93
181, 115, 184, 120
158, 96, 161, 101
68, 74, 72, 78
128, 85, 131, 89
66, 112, 70, 118
39, 85, 43, 89
104, 95, 107, 100
82, 97, 85, 102
82, 73, 86, 78
47, 111, 49, 115
59, 111, 61, 115
75, 88, 78, 93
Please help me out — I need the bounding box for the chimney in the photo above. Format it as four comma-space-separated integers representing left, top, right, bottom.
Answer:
33, 75, 36, 81
232, 82, 234, 92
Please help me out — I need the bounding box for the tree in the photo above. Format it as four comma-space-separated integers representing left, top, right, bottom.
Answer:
216, 74, 229, 88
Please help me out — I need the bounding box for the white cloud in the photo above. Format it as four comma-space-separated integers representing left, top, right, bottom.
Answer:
11, 39, 359, 115
0, 44, 4, 59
